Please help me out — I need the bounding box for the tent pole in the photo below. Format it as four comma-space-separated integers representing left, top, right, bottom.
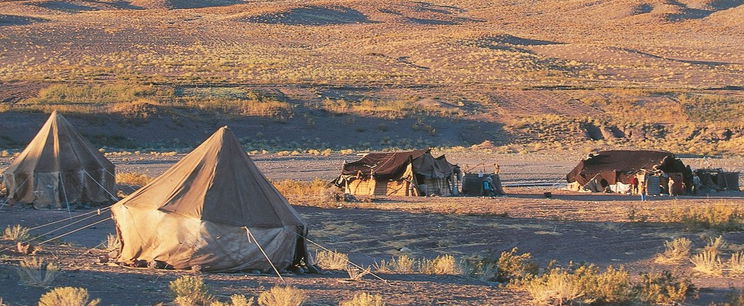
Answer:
59, 172, 72, 217
244, 226, 286, 284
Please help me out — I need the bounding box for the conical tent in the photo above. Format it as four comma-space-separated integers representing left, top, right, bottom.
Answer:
111, 126, 310, 272
2, 111, 115, 208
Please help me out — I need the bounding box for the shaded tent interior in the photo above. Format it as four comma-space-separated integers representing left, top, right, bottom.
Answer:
1, 111, 115, 209
566, 150, 691, 193
694, 168, 740, 191
334, 149, 460, 196
111, 126, 313, 272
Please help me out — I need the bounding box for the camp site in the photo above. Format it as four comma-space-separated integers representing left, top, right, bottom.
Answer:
1, 0, 744, 304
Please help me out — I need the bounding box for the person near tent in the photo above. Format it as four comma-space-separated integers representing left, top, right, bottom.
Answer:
668, 177, 676, 196
482, 177, 495, 196
630, 176, 639, 194
692, 174, 701, 194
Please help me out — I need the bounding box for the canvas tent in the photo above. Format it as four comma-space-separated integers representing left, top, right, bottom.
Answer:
2, 111, 115, 208
111, 127, 312, 272
334, 149, 460, 196
566, 150, 691, 193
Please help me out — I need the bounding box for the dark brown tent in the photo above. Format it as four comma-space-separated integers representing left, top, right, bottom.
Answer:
335, 149, 459, 196
2, 111, 115, 208
566, 150, 690, 192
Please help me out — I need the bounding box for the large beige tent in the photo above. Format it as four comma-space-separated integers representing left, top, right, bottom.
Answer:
111, 127, 311, 272
2, 111, 115, 209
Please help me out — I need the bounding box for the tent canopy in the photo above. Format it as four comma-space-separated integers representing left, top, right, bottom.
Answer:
114, 126, 304, 228
340, 149, 457, 181
566, 150, 688, 186
2, 111, 115, 206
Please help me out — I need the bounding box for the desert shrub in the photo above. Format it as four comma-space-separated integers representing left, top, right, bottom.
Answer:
315, 250, 349, 270
38, 287, 100, 306
525, 268, 584, 305
655, 237, 692, 264
116, 172, 152, 187
691, 248, 723, 276
169, 275, 214, 306
495, 248, 539, 283
705, 235, 726, 254
523, 265, 633, 305
728, 252, 744, 276
460, 257, 498, 281
210, 295, 255, 306
339, 292, 384, 306
420, 255, 461, 275
635, 271, 693, 305
660, 204, 744, 231
2, 224, 31, 242
374, 255, 416, 273
257, 286, 305, 306
272, 179, 328, 200
239, 100, 293, 119
16, 257, 59, 287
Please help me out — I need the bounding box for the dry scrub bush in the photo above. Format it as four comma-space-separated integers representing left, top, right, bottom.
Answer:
495, 248, 539, 283
116, 172, 153, 187
257, 286, 305, 306
169, 275, 214, 306
705, 235, 727, 254
691, 248, 723, 276
339, 292, 384, 306
660, 203, 744, 231
210, 295, 255, 306
524, 265, 633, 305
420, 255, 461, 275
315, 250, 349, 270
635, 271, 692, 305
38, 287, 100, 306
374, 255, 416, 273
16, 257, 58, 287
655, 237, 692, 264
3, 224, 31, 242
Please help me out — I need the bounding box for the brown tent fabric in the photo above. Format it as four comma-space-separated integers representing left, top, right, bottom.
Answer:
2, 111, 115, 208
111, 126, 309, 272
566, 150, 690, 189
341, 149, 428, 179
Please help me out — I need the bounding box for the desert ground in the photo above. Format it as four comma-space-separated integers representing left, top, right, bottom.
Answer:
2, 152, 744, 305
1, 0, 744, 304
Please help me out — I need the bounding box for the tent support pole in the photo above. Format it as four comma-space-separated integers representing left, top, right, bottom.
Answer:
244, 226, 286, 284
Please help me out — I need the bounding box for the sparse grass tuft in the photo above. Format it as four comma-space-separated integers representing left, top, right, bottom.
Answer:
38, 287, 100, 306
272, 179, 328, 202
257, 286, 305, 306
729, 252, 744, 276
346, 266, 372, 281
3, 224, 31, 242
374, 255, 416, 273
15, 257, 59, 287
315, 249, 349, 270
524, 264, 634, 305
210, 295, 255, 306
420, 254, 461, 275
655, 237, 692, 264
525, 268, 584, 305
169, 275, 214, 306
339, 292, 385, 306
691, 248, 723, 276
101, 233, 120, 252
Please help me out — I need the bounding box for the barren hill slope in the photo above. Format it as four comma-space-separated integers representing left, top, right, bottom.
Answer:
0, 0, 742, 154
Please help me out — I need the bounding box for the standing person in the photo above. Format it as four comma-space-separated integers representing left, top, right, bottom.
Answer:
640, 175, 647, 201
668, 177, 676, 196
692, 174, 701, 195
630, 176, 639, 195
